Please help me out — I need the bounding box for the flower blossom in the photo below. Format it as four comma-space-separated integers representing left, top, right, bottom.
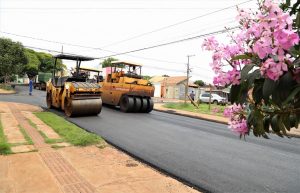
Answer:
224, 103, 248, 135
260, 58, 288, 80
202, 36, 219, 51
202, 0, 299, 84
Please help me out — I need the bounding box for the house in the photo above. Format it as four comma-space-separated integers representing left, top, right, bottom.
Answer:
149, 76, 166, 97
162, 76, 187, 99
150, 76, 201, 100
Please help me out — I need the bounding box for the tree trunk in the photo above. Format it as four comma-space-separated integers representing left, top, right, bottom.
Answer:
4, 74, 8, 84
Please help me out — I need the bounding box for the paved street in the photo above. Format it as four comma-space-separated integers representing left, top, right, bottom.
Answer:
1, 86, 300, 193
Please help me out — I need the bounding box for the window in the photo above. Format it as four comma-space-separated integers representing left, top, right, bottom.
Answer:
202, 93, 210, 97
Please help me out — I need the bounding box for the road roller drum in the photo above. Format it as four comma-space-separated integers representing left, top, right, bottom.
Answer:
64, 98, 102, 117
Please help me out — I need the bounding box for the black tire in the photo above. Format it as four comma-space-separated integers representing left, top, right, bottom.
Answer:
46, 92, 52, 109
145, 98, 154, 113
213, 100, 218, 105
133, 97, 142, 112
120, 95, 134, 112
140, 98, 148, 112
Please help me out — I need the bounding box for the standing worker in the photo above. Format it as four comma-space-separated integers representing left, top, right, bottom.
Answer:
189, 91, 195, 101
29, 78, 33, 95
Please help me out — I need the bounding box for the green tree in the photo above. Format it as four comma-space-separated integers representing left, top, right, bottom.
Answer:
143, 75, 152, 80
0, 38, 27, 83
24, 49, 40, 78
194, 80, 205, 87
101, 57, 118, 67
36, 52, 65, 72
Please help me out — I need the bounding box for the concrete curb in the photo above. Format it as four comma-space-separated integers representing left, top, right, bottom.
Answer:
0, 91, 17, 95
154, 108, 228, 125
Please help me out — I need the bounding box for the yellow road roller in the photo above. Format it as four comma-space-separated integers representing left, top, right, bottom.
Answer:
46, 54, 102, 117
100, 61, 154, 113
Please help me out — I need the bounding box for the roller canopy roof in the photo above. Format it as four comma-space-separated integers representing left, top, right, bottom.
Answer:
79, 67, 102, 72
111, 61, 143, 67
54, 54, 95, 61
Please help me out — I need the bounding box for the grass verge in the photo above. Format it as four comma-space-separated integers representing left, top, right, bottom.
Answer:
34, 112, 103, 146
0, 84, 13, 91
163, 102, 226, 116
27, 119, 37, 129
38, 130, 65, 144
19, 125, 33, 145
0, 115, 12, 155
27, 117, 64, 144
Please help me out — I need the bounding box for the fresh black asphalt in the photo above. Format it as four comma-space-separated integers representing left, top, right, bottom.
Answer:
1, 86, 300, 193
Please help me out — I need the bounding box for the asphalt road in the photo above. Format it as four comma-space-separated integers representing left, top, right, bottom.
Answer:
1, 86, 300, 193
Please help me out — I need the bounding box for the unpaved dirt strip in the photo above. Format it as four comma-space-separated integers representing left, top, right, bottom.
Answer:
1, 110, 26, 144
22, 111, 61, 139
9, 104, 97, 193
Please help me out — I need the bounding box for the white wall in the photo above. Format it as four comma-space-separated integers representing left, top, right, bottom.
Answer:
153, 83, 161, 97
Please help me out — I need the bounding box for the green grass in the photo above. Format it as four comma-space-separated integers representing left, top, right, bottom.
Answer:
34, 112, 103, 146
27, 119, 37, 129
38, 130, 65, 144
19, 125, 33, 145
0, 84, 13, 91
28, 117, 65, 144
163, 102, 226, 116
0, 115, 12, 155
51, 144, 66, 149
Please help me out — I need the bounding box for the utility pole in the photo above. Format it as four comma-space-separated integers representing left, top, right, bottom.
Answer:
185, 55, 195, 103
209, 84, 212, 111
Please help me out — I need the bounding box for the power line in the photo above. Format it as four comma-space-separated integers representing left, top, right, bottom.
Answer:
24, 45, 215, 75
100, 0, 253, 48
0, 7, 233, 10
98, 27, 239, 59
1, 27, 238, 69
0, 16, 236, 65
26, 45, 215, 79
0, 31, 186, 64
0, 31, 99, 50
24, 45, 85, 56
24, 45, 196, 74
153, 19, 236, 44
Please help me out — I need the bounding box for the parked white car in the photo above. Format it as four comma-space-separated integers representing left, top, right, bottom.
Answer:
199, 93, 227, 105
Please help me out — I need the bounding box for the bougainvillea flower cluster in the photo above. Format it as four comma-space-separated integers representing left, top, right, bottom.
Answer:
223, 104, 248, 135
202, 0, 299, 85
202, 0, 299, 136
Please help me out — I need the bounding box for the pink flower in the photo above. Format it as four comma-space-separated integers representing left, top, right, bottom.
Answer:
224, 104, 248, 135
260, 58, 288, 81
230, 119, 248, 135
223, 107, 233, 117
201, 0, 299, 137
253, 39, 272, 59
211, 107, 220, 114
202, 0, 298, 85
274, 29, 299, 50
202, 36, 219, 51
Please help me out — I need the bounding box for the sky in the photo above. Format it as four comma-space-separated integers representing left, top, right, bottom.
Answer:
0, 0, 258, 83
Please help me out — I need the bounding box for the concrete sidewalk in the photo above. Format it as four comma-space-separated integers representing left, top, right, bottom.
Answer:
0, 102, 200, 193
